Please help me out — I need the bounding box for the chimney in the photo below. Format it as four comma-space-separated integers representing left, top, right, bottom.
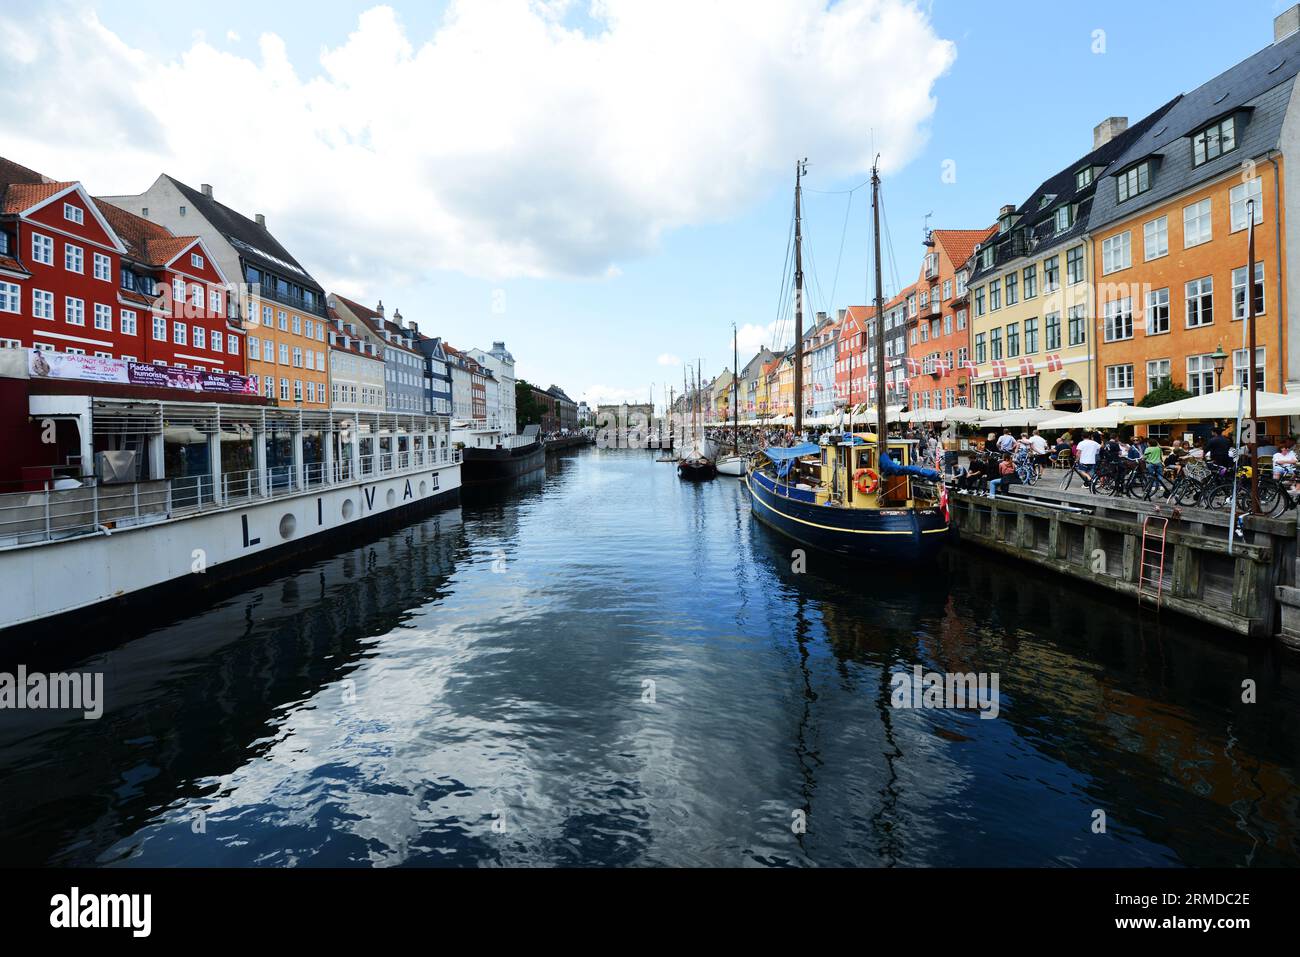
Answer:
1276, 4, 1300, 42
376, 299, 385, 318
255, 213, 266, 227
409, 321, 419, 335
999, 204, 1016, 219
1093, 116, 1129, 150
393, 308, 403, 327
201, 183, 213, 198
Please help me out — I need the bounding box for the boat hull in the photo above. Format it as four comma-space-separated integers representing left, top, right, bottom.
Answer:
716, 455, 746, 477
461, 442, 545, 484
678, 460, 717, 481
745, 468, 948, 562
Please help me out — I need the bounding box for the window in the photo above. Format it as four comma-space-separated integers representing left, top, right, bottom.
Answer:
1233, 346, 1265, 391
943, 315, 952, 336
31, 233, 53, 265
989, 279, 1001, 310
1232, 263, 1265, 319
1007, 378, 1022, 409
1076, 167, 1094, 190
1005, 272, 1018, 305
294, 379, 303, 401
956, 271, 967, 296
1024, 317, 1039, 354
212, 330, 223, 353
249, 337, 260, 360
191, 252, 205, 269
193, 326, 205, 349
1144, 216, 1168, 261
64, 244, 83, 273
293, 346, 303, 367
1106, 364, 1135, 400
990, 328, 1003, 360
1186, 354, 1216, 396
1186, 276, 1214, 327
263, 376, 274, 399
1193, 115, 1236, 166
975, 383, 987, 410
1145, 287, 1170, 335
1230, 178, 1264, 232
263, 305, 273, 325
63, 202, 84, 225
1146, 358, 1171, 391
1045, 312, 1061, 350
943, 280, 952, 300
1006, 322, 1020, 357
956, 309, 967, 330
264, 338, 274, 361
1068, 305, 1087, 346
1100, 234, 1129, 275
1043, 256, 1059, 292
0, 281, 19, 313
1117, 162, 1150, 202
279, 343, 289, 365
65, 297, 84, 325
153, 316, 166, 340
229, 336, 239, 356
65, 347, 85, 356
1025, 375, 1040, 408
93, 252, 111, 281
990, 381, 1003, 411
974, 332, 986, 364
1103, 298, 1133, 342
974, 287, 985, 317
173, 277, 185, 306
173, 321, 187, 345
292, 315, 301, 335
280, 378, 289, 400
278, 311, 287, 331
209, 289, 222, 314
1054, 205, 1074, 233
1023, 264, 1037, 299
93, 303, 112, 331
1184, 199, 1212, 247
190, 284, 202, 308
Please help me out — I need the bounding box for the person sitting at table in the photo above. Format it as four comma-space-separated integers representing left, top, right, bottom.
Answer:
1273, 438, 1298, 479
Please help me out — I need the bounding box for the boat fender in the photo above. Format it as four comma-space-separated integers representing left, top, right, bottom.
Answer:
853, 468, 879, 495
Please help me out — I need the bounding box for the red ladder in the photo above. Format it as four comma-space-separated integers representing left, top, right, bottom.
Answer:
1138, 515, 1169, 610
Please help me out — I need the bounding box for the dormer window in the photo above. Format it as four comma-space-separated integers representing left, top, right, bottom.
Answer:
1193, 115, 1237, 166
1116, 161, 1151, 203
980, 246, 993, 269
1054, 205, 1075, 233
1075, 167, 1094, 190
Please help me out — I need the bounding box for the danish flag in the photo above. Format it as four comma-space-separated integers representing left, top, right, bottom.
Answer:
960, 359, 978, 375
1045, 353, 1063, 373
904, 357, 921, 376
991, 359, 1008, 378
934, 359, 950, 376
1018, 357, 1036, 377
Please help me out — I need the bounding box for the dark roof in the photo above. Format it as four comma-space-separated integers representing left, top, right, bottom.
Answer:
1089, 30, 1300, 230
163, 175, 323, 293
547, 385, 575, 404
331, 294, 421, 355
970, 98, 1179, 281
0, 156, 53, 190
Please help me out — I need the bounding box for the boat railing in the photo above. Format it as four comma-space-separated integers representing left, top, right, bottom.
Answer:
0, 441, 461, 548
0, 480, 171, 546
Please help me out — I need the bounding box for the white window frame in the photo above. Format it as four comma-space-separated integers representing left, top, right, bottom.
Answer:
1230, 178, 1264, 233
31, 233, 53, 265
1183, 198, 1212, 248
1143, 216, 1168, 261
1101, 232, 1131, 275
63, 202, 84, 225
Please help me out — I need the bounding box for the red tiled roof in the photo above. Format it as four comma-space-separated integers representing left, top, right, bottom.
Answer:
0, 156, 53, 189
96, 199, 201, 268
932, 226, 998, 271
0, 254, 29, 277
838, 304, 875, 337
332, 294, 420, 354
1, 181, 75, 216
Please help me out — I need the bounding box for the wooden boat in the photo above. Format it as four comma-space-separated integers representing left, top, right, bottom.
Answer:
746, 433, 947, 560
745, 159, 948, 561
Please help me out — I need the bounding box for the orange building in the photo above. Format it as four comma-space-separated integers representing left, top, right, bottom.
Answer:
1088, 14, 1300, 424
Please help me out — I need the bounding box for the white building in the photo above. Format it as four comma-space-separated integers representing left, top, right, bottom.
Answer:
468, 341, 516, 434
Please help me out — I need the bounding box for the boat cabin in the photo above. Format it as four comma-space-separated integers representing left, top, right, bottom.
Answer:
768, 433, 940, 510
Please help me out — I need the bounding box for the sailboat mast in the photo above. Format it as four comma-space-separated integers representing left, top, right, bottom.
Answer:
733, 322, 739, 453
872, 159, 887, 451
793, 158, 807, 436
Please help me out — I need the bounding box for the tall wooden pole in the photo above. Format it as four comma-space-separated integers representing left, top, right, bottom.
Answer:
872, 160, 887, 452
794, 159, 807, 437
1248, 198, 1259, 514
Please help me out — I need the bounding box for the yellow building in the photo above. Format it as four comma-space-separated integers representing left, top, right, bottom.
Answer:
965, 112, 1175, 416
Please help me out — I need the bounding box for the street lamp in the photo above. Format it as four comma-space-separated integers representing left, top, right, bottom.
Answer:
1211, 343, 1228, 390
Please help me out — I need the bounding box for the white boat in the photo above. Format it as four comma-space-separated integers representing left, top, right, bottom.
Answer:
716, 454, 746, 476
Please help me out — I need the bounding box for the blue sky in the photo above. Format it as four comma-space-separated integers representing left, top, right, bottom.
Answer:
2, 0, 1294, 407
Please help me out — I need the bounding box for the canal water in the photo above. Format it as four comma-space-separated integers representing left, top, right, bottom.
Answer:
1, 447, 1297, 867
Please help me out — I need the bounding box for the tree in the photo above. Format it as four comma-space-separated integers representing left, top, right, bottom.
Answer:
1139, 379, 1192, 408
516, 379, 542, 429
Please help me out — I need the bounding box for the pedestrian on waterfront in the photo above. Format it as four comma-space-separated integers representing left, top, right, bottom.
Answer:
1075, 431, 1101, 482
1206, 425, 1234, 470
989, 453, 1019, 498
996, 429, 1015, 454
1142, 437, 1164, 479
1028, 431, 1050, 475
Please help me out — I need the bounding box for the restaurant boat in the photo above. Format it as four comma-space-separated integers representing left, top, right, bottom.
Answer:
745, 159, 949, 561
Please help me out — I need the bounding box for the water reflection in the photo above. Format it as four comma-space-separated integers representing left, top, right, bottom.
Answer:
0, 447, 1295, 867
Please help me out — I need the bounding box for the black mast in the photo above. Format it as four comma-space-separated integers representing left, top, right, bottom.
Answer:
793, 158, 807, 436
872, 159, 886, 454
733, 322, 739, 454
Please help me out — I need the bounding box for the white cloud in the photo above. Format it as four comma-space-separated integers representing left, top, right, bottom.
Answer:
735, 322, 781, 361
0, 0, 955, 285
656, 352, 681, 367
225, 29, 240, 42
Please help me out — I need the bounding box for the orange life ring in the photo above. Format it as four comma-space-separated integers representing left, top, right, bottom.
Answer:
853, 467, 879, 495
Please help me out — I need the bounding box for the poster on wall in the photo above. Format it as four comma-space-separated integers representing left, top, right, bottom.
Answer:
27, 351, 129, 384
27, 348, 256, 395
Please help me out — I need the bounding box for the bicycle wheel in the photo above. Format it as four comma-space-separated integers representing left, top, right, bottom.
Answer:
1253, 479, 1286, 516
1204, 482, 1234, 510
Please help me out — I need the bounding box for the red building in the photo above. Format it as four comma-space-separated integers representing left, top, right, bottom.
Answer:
834, 304, 873, 407
0, 156, 238, 369
903, 227, 995, 410
96, 200, 241, 372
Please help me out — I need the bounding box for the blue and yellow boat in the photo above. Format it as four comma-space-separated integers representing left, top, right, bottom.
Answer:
745, 433, 949, 562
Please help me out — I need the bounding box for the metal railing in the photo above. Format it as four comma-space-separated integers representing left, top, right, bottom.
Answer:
0, 441, 460, 548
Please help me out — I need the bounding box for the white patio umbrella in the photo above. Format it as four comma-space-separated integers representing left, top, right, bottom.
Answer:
1125, 385, 1300, 423
936, 406, 989, 425
1039, 404, 1134, 431
982, 407, 1066, 428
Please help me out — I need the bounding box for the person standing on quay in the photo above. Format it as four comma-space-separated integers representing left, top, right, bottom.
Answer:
1075, 431, 1101, 483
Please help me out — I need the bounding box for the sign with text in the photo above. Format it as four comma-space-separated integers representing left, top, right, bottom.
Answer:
27, 349, 255, 395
